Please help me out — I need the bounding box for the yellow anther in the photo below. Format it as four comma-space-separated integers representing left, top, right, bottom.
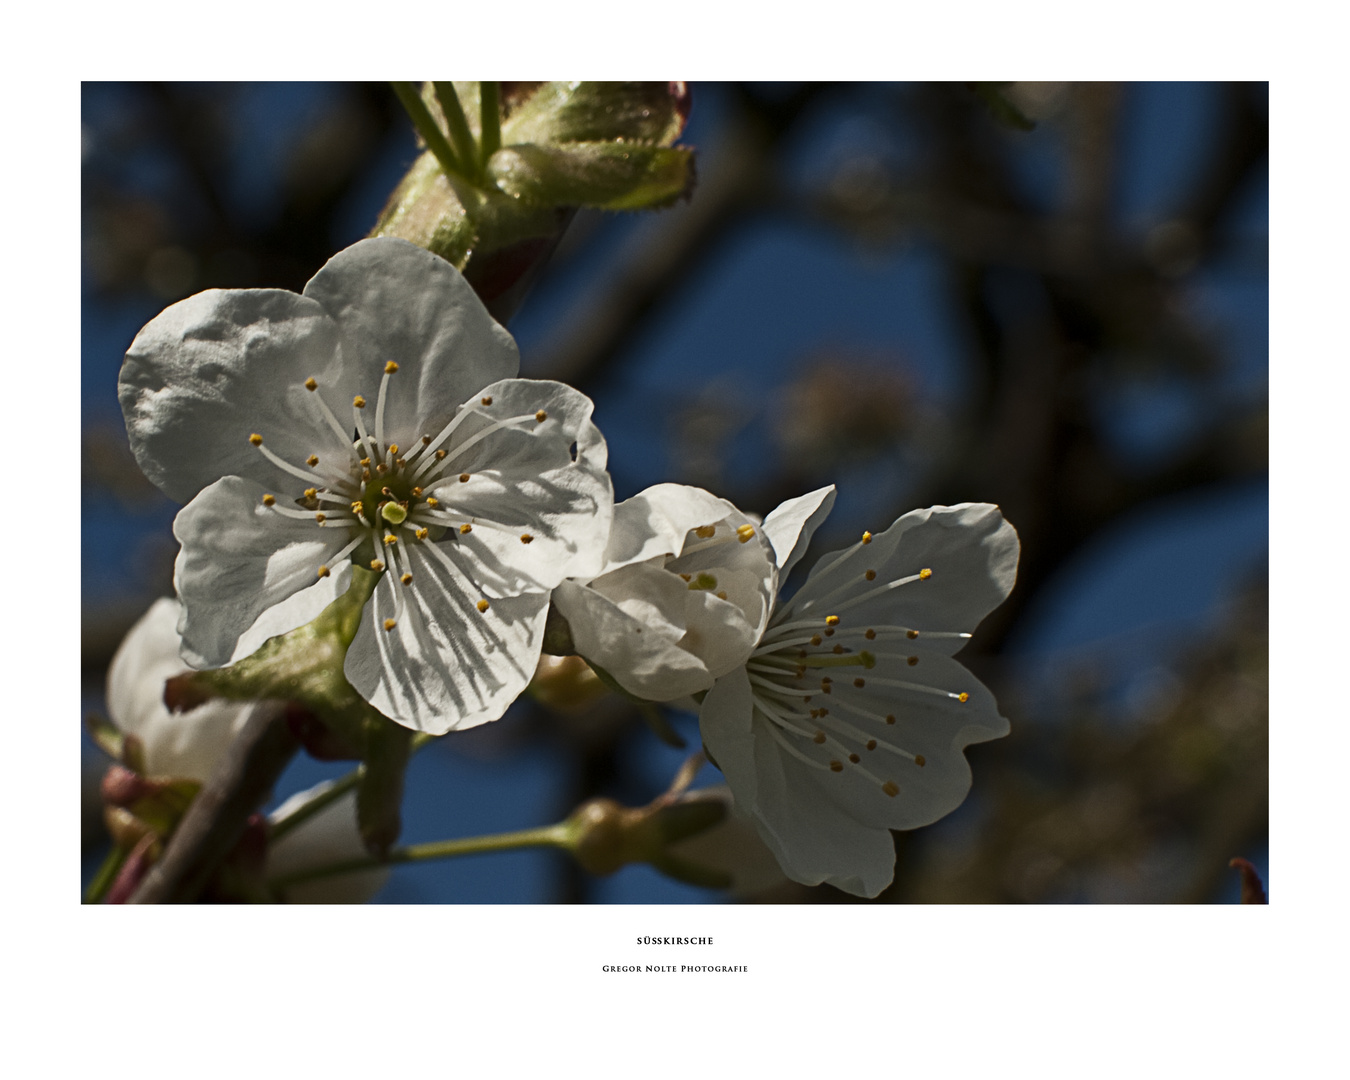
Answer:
906, 629, 919, 640
383, 533, 397, 545
833, 644, 845, 654
249, 433, 263, 446
481, 395, 493, 406
882, 780, 899, 797
415, 528, 428, 540
307, 455, 319, 466
861, 531, 872, 545
853, 678, 865, 688
825, 615, 840, 626
384, 361, 399, 374
317, 565, 330, 579
914, 755, 926, 767
737, 524, 756, 543
435, 449, 447, 460
824, 628, 834, 637
716, 591, 728, 600
304, 487, 318, 499
460, 523, 472, 534
919, 568, 932, 580
401, 573, 413, 585
476, 599, 490, 613
813, 731, 826, 744
459, 473, 470, 482
395, 458, 406, 469
829, 761, 843, 773
351, 500, 364, 515
383, 618, 396, 631
361, 457, 370, 467
421, 435, 431, 445
376, 463, 388, 474
520, 533, 534, 544
535, 410, 547, 422
695, 525, 716, 538
680, 573, 692, 582
866, 739, 877, 751
353, 395, 366, 408
426, 497, 439, 508
907, 656, 918, 666
411, 486, 423, 497
810, 634, 822, 646
958, 692, 969, 703
315, 513, 326, 524
304, 377, 317, 391
864, 569, 876, 581
865, 628, 876, 640
388, 443, 399, 455
369, 559, 385, 572
262, 494, 276, 506
848, 753, 860, 764
885, 714, 895, 725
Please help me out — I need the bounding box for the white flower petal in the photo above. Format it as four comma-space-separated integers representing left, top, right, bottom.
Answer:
699, 667, 896, 897
760, 485, 836, 579
427, 378, 613, 586
598, 483, 743, 576
790, 503, 1019, 647
344, 545, 550, 734
302, 238, 520, 435
267, 786, 390, 904
589, 562, 690, 640
120, 287, 348, 503
680, 577, 765, 680
172, 476, 355, 669
106, 598, 267, 782
552, 578, 715, 700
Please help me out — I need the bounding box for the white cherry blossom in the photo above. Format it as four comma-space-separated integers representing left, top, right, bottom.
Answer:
106, 598, 388, 903
120, 237, 613, 734
699, 495, 1019, 897
551, 483, 780, 701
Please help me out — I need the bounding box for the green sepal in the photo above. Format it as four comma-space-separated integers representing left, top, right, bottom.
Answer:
125, 778, 202, 837
85, 712, 126, 761
488, 142, 694, 211
356, 715, 413, 858
501, 82, 687, 148
649, 851, 734, 890
167, 567, 381, 754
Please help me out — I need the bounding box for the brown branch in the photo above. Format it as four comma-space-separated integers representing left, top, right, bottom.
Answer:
128, 706, 298, 904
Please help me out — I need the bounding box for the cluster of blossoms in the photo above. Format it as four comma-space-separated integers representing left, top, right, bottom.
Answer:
116, 237, 1018, 898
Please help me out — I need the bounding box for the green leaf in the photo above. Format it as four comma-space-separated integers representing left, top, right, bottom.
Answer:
488, 142, 694, 211
501, 82, 688, 147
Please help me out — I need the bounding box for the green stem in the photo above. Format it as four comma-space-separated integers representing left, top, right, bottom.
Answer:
268, 822, 572, 892
391, 82, 465, 180
84, 843, 130, 904
268, 769, 361, 842
267, 731, 436, 842
479, 81, 501, 165
433, 82, 481, 183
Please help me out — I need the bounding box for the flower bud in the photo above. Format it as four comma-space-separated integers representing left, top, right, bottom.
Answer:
567, 798, 635, 876
527, 654, 607, 714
